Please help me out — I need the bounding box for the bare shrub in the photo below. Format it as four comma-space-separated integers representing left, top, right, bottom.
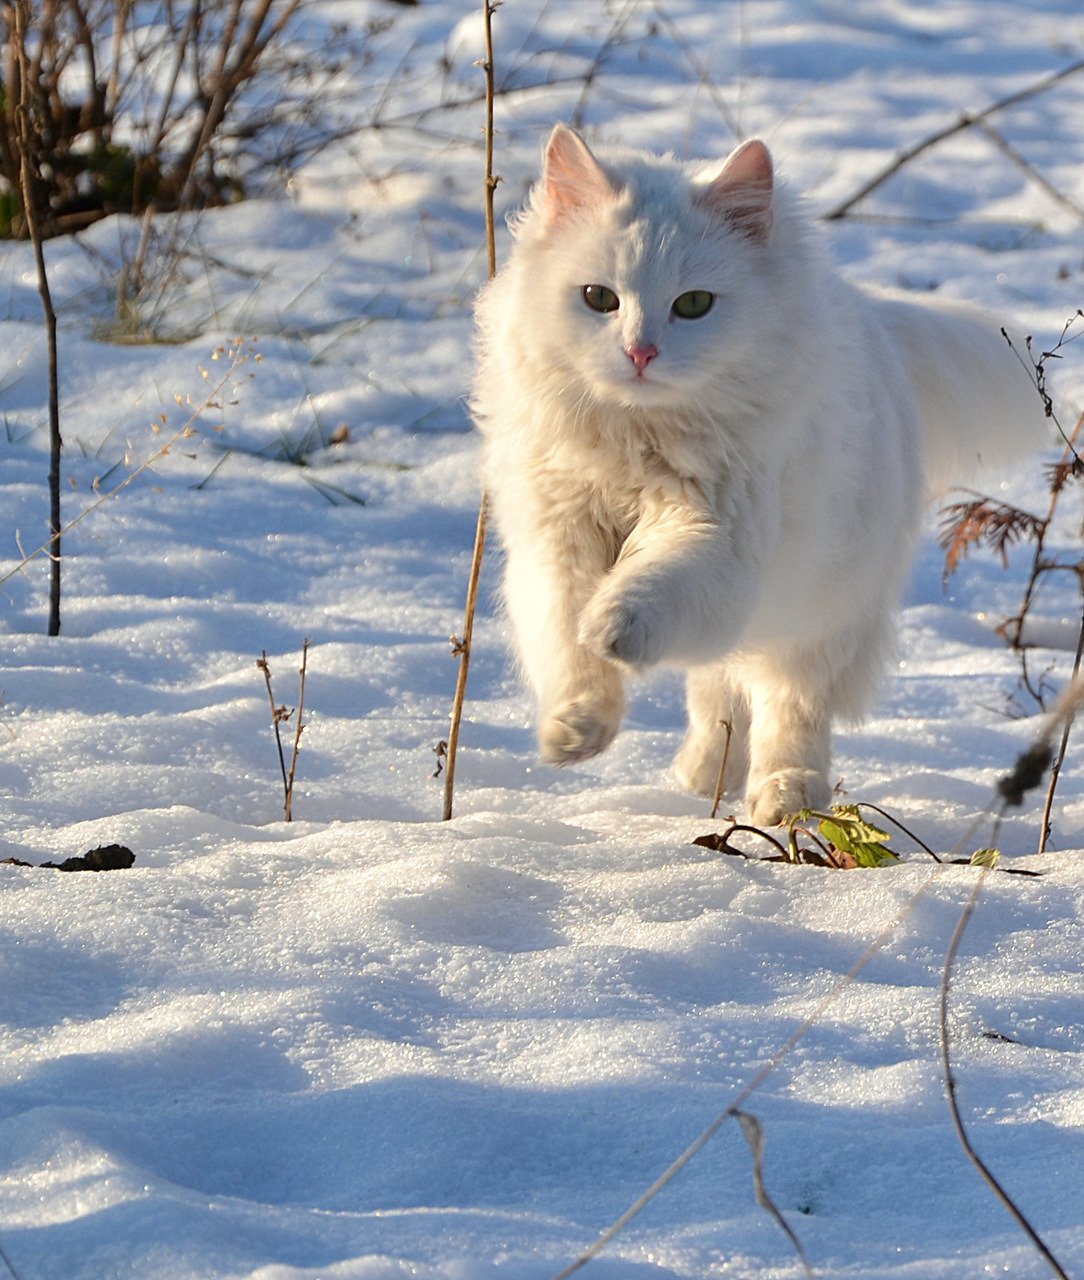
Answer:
0, 0, 356, 241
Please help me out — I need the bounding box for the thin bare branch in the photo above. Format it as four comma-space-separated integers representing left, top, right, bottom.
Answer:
257, 651, 291, 807
709, 718, 733, 819
549, 871, 940, 1279
1038, 610, 1084, 852
283, 638, 310, 822
939, 868, 1071, 1279
825, 56, 1084, 220
12, 0, 62, 634
443, 0, 498, 822
735, 1110, 815, 1279
975, 119, 1084, 220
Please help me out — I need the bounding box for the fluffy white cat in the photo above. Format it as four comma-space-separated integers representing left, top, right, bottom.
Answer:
471, 125, 1043, 824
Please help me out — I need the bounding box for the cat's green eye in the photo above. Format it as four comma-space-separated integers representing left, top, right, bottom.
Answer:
582, 284, 620, 314
672, 290, 715, 319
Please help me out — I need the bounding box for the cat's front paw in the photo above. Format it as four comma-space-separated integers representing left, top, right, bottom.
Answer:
746, 768, 829, 827
540, 696, 622, 766
578, 589, 669, 670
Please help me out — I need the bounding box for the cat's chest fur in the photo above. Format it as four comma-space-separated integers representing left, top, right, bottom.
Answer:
533, 393, 732, 520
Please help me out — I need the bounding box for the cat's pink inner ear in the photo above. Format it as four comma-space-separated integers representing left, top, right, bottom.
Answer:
541, 125, 618, 224
697, 139, 774, 242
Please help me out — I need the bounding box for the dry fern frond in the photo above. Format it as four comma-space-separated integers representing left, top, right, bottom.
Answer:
938, 493, 1047, 581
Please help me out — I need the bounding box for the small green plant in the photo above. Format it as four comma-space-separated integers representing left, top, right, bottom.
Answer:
694, 800, 1010, 871
790, 805, 899, 868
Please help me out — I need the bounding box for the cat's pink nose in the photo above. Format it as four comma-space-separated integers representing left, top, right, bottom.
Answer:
626, 343, 659, 376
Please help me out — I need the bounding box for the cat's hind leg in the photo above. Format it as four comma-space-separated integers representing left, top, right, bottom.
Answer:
674, 662, 750, 799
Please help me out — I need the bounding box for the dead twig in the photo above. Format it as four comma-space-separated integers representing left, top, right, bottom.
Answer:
709, 718, 733, 819
1038, 614, 1084, 852
11, 0, 62, 635
284, 638, 309, 822
975, 119, 1084, 221
548, 872, 940, 1280
0, 340, 256, 592
256, 641, 309, 823
939, 867, 1071, 1280
443, 0, 498, 822
825, 56, 1084, 220
443, 498, 488, 821
257, 650, 292, 812
940, 322, 1084, 745
735, 1110, 815, 1279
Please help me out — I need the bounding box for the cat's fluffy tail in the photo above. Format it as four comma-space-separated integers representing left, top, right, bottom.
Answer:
870, 290, 1046, 494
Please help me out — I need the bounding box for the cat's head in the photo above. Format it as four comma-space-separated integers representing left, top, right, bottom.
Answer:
509, 126, 783, 413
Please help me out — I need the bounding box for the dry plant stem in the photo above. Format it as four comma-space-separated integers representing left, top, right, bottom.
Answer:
12, 0, 62, 635
1006, 417, 1084, 651
939, 866, 1071, 1280
1038, 610, 1084, 853
1006, 409, 1084, 709
0, 344, 251, 591
649, 0, 740, 140
568, 0, 641, 133
825, 55, 1084, 220
555, 723, 1067, 1278
284, 639, 310, 822
734, 1110, 815, 1279
976, 119, 1084, 220
481, 0, 500, 279
0, 1237, 24, 1280
858, 800, 942, 861
709, 718, 733, 818
257, 652, 291, 807
442, 0, 499, 822
549, 872, 940, 1280
443, 497, 488, 821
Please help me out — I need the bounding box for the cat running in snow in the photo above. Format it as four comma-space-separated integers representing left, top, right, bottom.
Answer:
471, 126, 1043, 824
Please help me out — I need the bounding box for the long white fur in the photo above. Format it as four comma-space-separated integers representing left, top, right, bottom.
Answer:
471, 126, 1044, 824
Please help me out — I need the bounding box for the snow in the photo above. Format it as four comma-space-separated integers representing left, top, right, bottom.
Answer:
1, 1, 1084, 1277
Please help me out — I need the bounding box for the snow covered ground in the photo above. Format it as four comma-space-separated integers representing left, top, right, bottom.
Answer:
1, 1, 1084, 1277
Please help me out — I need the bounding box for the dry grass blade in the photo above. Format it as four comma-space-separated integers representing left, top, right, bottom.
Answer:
256, 641, 309, 823
735, 1110, 815, 1279
548, 874, 940, 1279
1035, 668, 1084, 852
11, 0, 62, 635
939, 868, 1071, 1279
0, 1238, 25, 1280
709, 718, 733, 819
257, 650, 292, 811
284, 638, 310, 822
825, 55, 1084, 220
442, 0, 498, 822
0, 339, 256, 591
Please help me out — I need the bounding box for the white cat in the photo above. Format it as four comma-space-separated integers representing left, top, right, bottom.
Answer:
471, 125, 1043, 824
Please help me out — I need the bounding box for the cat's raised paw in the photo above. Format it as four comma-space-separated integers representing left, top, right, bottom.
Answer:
540, 698, 622, 766
578, 592, 668, 670
746, 768, 829, 827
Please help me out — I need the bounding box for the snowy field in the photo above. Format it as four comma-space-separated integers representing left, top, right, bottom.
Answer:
2, 1, 1084, 1277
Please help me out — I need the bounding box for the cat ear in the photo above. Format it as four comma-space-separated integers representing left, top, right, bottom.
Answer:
696, 139, 774, 242
540, 124, 618, 224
